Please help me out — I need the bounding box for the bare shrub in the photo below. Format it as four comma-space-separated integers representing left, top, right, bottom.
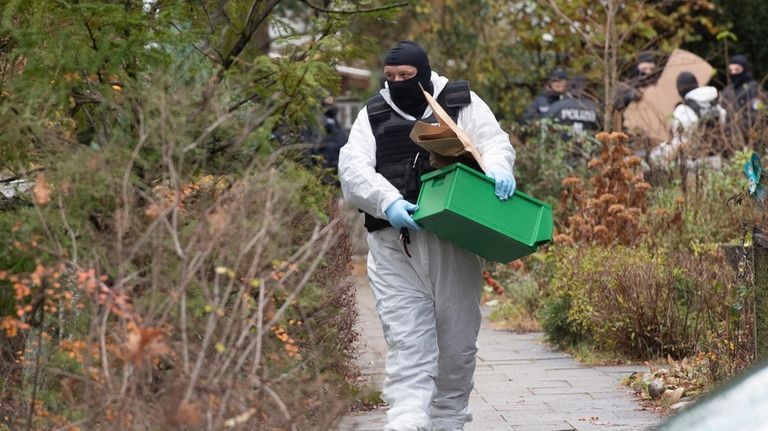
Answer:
0, 70, 358, 429
1, 162, 357, 430
540, 245, 752, 372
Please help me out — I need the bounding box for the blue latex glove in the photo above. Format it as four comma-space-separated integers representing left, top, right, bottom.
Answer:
385, 199, 422, 231
487, 168, 516, 200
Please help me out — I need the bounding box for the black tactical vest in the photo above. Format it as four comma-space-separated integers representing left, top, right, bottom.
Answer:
364, 81, 478, 232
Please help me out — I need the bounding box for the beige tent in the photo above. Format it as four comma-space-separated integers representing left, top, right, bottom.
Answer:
623, 49, 716, 142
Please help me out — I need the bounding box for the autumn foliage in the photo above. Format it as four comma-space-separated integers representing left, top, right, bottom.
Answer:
557, 132, 656, 246
0, 0, 376, 428
1, 166, 358, 430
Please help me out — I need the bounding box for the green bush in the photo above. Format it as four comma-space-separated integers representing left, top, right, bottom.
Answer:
645, 150, 752, 252
540, 245, 751, 364
486, 262, 541, 332
508, 121, 598, 207
537, 288, 577, 347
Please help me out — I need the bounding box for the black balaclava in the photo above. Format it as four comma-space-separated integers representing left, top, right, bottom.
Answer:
633, 51, 657, 86
676, 72, 698, 98
384, 41, 434, 118
637, 52, 655, 67
729, 54, 754, 88
324, 105, 338, 118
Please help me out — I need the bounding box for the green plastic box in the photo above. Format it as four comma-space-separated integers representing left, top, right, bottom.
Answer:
412, 163, 553, 262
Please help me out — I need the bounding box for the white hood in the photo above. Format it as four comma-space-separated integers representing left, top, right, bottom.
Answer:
685, 86, 718, 104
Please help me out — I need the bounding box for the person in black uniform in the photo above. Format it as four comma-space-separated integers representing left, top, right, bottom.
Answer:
546, 76, 600, 136
615, 51, 659, 111
721, 54, 765, 139
545, 76, 600, 165
522, 69, 569, 123
317, 96, 348, 172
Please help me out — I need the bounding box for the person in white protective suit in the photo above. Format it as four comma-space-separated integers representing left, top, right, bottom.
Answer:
338, 41, 516, 431
650, 71, 726, 167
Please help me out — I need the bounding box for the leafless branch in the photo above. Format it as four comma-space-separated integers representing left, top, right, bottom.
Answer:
545, 0, 601, 60
182, 111, 236, 153
262, 384, 297, 431
299, 0, 409, 14
57, 192, 78, 265
170, 21, 222, 63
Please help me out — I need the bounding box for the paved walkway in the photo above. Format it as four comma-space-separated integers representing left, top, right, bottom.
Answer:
337, 265, 663, 431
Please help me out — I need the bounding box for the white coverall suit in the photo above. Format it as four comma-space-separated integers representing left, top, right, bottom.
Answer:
338, 72, 515, 431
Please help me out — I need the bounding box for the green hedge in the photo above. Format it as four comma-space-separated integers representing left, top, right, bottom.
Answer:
539, 245, 749, 362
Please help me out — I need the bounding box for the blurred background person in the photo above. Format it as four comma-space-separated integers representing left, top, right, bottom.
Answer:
650, 71, 726, 167
522, 68, 569, 124
721, 54, 765, 141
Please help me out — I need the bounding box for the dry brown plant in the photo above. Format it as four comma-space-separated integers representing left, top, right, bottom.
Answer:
558, 132, 661, 246
1, 119, 357, 431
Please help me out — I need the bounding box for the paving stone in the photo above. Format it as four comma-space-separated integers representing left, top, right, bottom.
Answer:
509, 420, 576, 430
545, 400, 630, 414
588, 390, 640, 400
565, 415, 645, 431
565, 376, 626, 388
530, 386, 593, 395
468, 397, 499, 412
471, 409, 510, 422
613, 409, 660, 420
501, 412, 576, 423
477, 392, 532, 404
491, 402, 554, 413
465, 423, 514, 431
475, 372, 514, 382
514, 379, 572, 389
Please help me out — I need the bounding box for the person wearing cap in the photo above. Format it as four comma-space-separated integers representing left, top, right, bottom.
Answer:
522, 68, 569, 123
721, 54, 765, 134
546, 76, 600, 135
650, 71, 726, 165
338, 41, 515, 431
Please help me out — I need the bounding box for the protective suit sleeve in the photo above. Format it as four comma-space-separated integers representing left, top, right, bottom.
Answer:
338, 107, 403, 219
458, 92, 516, 176
671, 104, 697, 138
717, 105, 727, 126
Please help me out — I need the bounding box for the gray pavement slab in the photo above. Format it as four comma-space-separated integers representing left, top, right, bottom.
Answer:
337, 269, 662, 431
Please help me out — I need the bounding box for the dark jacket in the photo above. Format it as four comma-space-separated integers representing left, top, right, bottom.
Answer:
546, 96, 600, 134
316, 108, 348, 170
522, 91, 564, 123
721, 80, 764, 130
